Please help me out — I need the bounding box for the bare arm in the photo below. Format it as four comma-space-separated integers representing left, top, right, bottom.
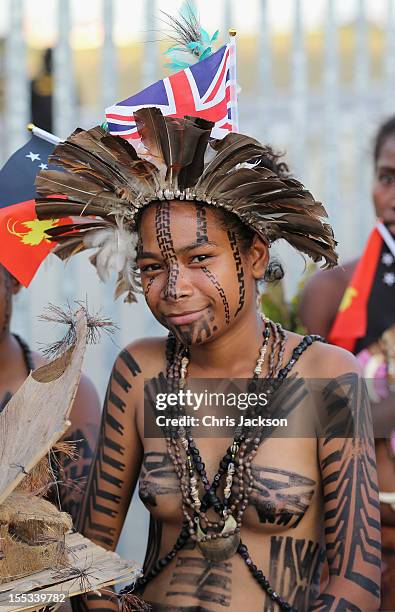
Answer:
312, 368, 381, 610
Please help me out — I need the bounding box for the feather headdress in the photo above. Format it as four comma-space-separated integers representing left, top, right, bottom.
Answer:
35, 107, 337, 302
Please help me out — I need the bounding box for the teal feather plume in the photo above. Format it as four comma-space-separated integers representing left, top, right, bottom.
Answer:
161, 1, 220, 70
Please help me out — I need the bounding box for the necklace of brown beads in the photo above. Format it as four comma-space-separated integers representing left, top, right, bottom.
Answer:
127, 316, 323, 611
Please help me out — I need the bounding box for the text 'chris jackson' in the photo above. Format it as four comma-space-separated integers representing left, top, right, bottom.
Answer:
155, 414, 288, 428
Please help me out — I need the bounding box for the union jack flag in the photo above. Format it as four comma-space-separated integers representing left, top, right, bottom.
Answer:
105, 44, 235, 141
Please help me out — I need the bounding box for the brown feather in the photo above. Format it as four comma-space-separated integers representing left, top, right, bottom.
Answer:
50, 142, 128, 187
52, 237, 87, 260
35, 199, 106, 220
212, 175, 288, 200
36, 170, 114, 206
179, 116, 213, 188
45, 221, 109, 238
197, 145, 269, 194
69, 126, 139, 169
282, 231, 337, 267
198, 133, 262, 181
135, 109, 213, 190
134, 107, 168, 172
58, 128, 159, 192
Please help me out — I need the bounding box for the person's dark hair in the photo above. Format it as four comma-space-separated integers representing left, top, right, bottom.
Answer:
253, 146, 290, 177
374, 115, 395, 164
43, 48, 52, 74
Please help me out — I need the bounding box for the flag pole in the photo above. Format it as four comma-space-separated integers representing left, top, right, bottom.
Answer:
228, 28, 239, 132
27, 123, 62, 145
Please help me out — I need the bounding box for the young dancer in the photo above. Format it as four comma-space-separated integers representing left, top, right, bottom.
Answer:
300, 116, 395, 610
36, 109, 381, 611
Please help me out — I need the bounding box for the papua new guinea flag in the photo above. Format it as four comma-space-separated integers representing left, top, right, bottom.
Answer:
328, 227, 383, 352
0, 135, 71, 286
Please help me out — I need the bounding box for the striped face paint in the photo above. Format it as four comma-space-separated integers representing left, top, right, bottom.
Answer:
137, 201, 254, 347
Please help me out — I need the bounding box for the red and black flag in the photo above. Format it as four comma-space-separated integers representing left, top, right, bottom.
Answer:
0, 135, 70, 286
328, 226, 395, 352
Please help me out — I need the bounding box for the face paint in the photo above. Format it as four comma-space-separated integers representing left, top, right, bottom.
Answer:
155, 202, 180, 300
195, 309, 216, 343
227, 230, 246, 317
138, 201, 259, 347
174, 308, 217, 346
144, 276, 155, 298
194, 205, 231, 325
138, 233, 155, 299
195, 204, 209, 244
166, 205, 221, 342
161, 205, 228, 342
201, 266, 230, 326
137, 234, 144, 259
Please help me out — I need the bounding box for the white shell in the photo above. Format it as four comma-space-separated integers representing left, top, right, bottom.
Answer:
196, 515, 240, 561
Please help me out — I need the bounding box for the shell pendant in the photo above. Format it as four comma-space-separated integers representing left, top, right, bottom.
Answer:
196, 515, 240, 562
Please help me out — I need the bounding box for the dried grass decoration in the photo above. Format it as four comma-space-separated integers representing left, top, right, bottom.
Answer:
0, 307, 142, 611
0, 307, 90, 584
0, 492, 72, 585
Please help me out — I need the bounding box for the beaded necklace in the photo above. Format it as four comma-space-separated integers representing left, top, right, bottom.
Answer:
162, 315, 272, 564
127, 327, 323, 611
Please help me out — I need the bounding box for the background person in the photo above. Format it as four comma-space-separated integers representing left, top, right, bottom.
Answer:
30, 48, 53, 134
299, 115, 395, 610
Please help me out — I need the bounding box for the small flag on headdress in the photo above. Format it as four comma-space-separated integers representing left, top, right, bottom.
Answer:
0, 135, 71, 287
105, 44, 235, 141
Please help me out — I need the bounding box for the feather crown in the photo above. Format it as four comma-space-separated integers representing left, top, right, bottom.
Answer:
35, 107, 338, 303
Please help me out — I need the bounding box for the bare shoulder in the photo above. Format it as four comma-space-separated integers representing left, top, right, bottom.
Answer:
119, 335, 168, 379
302, 260, 356, 299
71, 373, 101, 427
284, 330, 361, 379
111, 337, 168, 435
298, 260, 358, 336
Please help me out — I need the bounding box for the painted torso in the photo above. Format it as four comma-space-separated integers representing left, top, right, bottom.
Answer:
134, 339, 324, 612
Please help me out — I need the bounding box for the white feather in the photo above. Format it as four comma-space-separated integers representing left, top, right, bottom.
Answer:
83, 222, 139, 290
